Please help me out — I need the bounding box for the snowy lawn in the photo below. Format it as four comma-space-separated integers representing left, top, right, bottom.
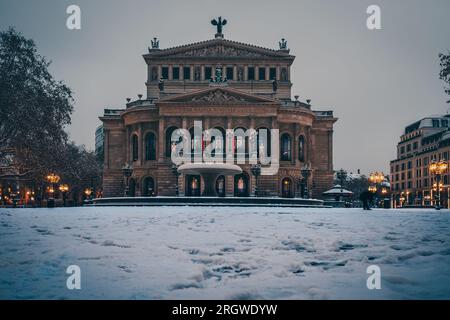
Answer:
0, 207, 449, 299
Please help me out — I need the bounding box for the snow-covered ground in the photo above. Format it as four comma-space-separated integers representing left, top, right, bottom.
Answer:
0, 206, 449, 300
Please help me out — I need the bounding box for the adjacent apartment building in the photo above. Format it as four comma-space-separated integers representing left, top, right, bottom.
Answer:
390, 114, 450, 208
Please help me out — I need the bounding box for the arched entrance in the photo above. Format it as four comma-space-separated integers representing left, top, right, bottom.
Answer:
186, 175, 201, 196
281, 177, 293, 198
234, 173, 249, 197
142, 177, 155, 196
128, 178, 136, 197
216, 175, 226, 197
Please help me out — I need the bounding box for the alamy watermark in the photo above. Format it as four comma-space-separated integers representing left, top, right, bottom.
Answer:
170, 121, 280, 175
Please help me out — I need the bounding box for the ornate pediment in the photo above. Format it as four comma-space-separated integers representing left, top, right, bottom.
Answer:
166, 44, 267, 58
158, 87, 276, 105
144, 38, 293, 60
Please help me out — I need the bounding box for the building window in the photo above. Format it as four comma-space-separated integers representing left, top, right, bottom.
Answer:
401, 163, 405, 171
413, 141, 418, 150
226, 67, 233, 80
205, 67, 212, 80
280, 133, 292, 161
407, 161, 412, 169
248, 67, 255, 80
145, 132, 156, 161
280, 67, 288, 81
151, 67, 158, 81
172, 67, 180, 80
131, 134, 139, 161
183, 66, 191, 80
257, 127, 271, 158
298, 135, 305, 162
258, 67, 266, 80
269, 67, 276, 80
432, 119, 440, 127
400, 146, 405, 154
407, 144, 411, 152
162, 67, 169, 79
443, 120, 448, 127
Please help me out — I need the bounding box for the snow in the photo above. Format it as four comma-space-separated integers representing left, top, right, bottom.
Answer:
0, 206, 450, 300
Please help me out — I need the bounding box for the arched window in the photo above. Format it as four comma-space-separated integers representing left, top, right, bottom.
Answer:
216, 175, 225, 197
189, 126, 204, 160
145, 132, 156, 161
234, 127, 248, 160
298, 135, 305, 162
142, 177, 155, 196
281, 178, 293, 198
165, 127, 178, 158
280, 133, 292, 161
257, 127, 271, 159
131, 134, 139, 161
210, 127, 226, 159
186, 175, 201, 196
234, 173, 249, 197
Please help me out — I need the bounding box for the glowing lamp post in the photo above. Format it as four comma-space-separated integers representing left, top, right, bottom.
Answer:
429, 160, 448, 210
122, 163, 133, 197
46, 173, 60, 208
59, 184, 69, 207
301, 164, 312, 199
251, 164, 261, 197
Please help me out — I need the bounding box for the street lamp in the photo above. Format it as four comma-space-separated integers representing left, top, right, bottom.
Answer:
369, 172, 385, 207
122, 163, 134, 197
59, 184, 69, 207
45, 173, 60, 208
171, 164, 180, 197
429, 159, 448, 210
301, 163, 312, 199
84, 188, 92, 200
251, 164, 261, 197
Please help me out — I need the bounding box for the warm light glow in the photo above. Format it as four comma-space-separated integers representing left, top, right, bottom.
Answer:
84, 188, 92, 196
59, 184, 69, 193
429, 160, 448, 175
381, 187, 388, 194
369, 172, 385, 184
433, 182, 444, 192
46, 173, 61, 184
368, 185, 377, 193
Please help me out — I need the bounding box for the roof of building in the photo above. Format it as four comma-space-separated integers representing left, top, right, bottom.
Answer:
143, 37, 295, 61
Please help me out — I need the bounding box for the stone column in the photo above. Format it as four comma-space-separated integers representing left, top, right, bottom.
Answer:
158, 117, 165, 162
168, 65, 173, 80
126, 126, 130, 163
139, 123, 143, 165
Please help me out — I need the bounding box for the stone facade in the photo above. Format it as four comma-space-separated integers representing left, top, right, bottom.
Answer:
100, 33, 337, 198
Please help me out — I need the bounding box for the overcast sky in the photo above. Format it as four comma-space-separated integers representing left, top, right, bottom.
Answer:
1, 0, 449, 175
